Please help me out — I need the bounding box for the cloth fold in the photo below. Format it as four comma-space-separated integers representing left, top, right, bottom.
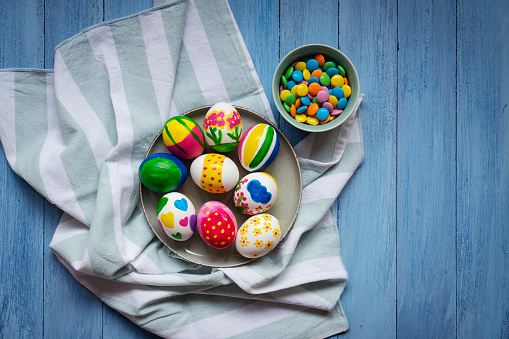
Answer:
0, 0, 364, 337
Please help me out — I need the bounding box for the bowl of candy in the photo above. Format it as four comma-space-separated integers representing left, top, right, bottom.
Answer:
272, 44, 359, 132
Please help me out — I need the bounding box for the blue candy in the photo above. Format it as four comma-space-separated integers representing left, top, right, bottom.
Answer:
332, 86, 344, 99
337, 97, 348, 110
326, 67, 339, 77
287, 80, 297, 90
300, 96, 311, 106
316, 108, 329, 121
297, 106, 308, 114
306, 59, 319, 72
292, 70, 303, 82
308, 77, 320, 84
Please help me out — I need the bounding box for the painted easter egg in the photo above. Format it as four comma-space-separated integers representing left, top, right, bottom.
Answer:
139, 153, 187, 193
162, 116, 205, 160
235, 214, 281, 259
234, 172, 278, 215
157, 192, 196, 241
238, 123, 280, 172
197, 201, 238, 249
203, 102, 243, 152
190, 153, 239, 193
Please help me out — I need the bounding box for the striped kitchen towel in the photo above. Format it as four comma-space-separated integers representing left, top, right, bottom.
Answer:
0, 0, 364, 338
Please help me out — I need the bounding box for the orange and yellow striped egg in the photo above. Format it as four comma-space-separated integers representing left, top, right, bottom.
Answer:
238, 123, 280, 172
190, 153, 239, 193
162, 116, 205, 160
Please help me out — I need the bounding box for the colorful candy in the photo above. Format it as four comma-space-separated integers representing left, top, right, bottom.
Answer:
279, 54, 351, 125
139, 153, 187, 193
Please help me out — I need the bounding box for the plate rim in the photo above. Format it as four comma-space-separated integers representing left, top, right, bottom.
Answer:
139, 105, 302, 267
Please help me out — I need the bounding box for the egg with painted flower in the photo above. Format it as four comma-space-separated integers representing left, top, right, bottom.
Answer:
203, 102, 243, 152
238, 123, 280, 172
162, 116, 205, 160
197, 201, 238, 249
157, 192, 196, 241
234, 172, 278, 215
235, 214, 281, 258
190, 153, 239, 193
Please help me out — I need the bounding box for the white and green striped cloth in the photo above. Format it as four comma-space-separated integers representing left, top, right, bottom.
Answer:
0, 0, 364, 337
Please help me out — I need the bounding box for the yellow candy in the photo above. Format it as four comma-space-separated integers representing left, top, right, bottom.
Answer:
296, 84, 308, 97
342, 85, 351, 98
295, 62, 306, 71
306, 116, 319, 125
295, 114, 307, 123
303, 69, 311, 80
328, 95, 338, 107
330, 74, 344, 87
280, 89, 291, 101
291, 85, 299, 95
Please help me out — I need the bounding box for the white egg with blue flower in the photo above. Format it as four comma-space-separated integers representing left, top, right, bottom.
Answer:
233, 172, 278, 215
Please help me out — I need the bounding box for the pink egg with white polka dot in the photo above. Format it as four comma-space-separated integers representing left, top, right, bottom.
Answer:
190, 153, 239, 193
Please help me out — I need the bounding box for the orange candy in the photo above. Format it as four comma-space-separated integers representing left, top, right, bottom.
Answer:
307, 103, 319, 116
290, 104, 296, 117
314, 54, 325, 67
308, 82, 321, 96
295, 98, 302, 109
344, 77, 348, 85
311, 69, 323, 79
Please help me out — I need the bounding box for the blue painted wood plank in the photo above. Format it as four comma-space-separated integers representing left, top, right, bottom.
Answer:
457, 0, 509, 337
279, 0, 338, 146
0, 1, 45, 338
42, 1, 105, 338
44, 0, 104, 68
229, 0, 279, 125
397, 0, 457, 337
336, 0, 397, 338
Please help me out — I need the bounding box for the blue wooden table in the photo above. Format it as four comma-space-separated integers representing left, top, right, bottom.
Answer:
1, 0, 508, 338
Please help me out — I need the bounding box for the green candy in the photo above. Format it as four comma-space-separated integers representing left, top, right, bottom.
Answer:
320, 74, 331, 87
337, 64, 346, 77
283, 102, 291, 112
284, 66, 293, 79
313, 96, 318, 104
281, 75, 287, 88
284, 93, 297, 105
323, 61, 337, 71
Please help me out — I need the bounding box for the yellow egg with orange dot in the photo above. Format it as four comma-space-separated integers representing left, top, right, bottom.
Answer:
197, 201, 237, 249
190, 153, 239, 193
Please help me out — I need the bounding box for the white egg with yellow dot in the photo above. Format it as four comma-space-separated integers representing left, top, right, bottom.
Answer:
235, 214, 281, 259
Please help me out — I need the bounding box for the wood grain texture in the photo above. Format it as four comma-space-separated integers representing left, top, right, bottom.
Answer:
42, 0, 104, 337
397, 0, 457, 337
457, 0, 509, 337
1, 0, 509, 338
0, 1, 45, 338
336, 0, 397, 338
228, 0, 279, 125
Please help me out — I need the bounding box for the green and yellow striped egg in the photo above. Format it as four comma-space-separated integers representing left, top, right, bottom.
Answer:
238, 123, 280, 172
162, 116, 205, 160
